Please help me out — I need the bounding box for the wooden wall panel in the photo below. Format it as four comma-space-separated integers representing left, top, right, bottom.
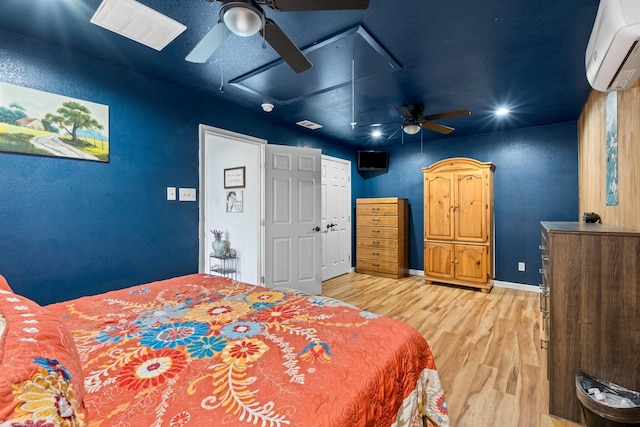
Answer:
578, 80, 640, 231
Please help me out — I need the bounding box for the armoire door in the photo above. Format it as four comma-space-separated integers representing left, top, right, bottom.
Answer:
424, 241, 455, 280
424, 173, 454, 241
454, 171, 487, 243
454, 244, 488, 283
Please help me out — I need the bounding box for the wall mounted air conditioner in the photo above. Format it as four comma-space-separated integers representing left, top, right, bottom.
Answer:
586, 0, 640, 92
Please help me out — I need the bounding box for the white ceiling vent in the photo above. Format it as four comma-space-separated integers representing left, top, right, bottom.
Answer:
296, 120, 323, 130
91, 0, 186, 51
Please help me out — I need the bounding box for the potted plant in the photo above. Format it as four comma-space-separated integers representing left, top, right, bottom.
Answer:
210, 229, 225, 257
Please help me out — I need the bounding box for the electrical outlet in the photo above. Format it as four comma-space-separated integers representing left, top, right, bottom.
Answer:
179, 187, 196, 202
518, 262, 525, 272
167, 187, 176, 201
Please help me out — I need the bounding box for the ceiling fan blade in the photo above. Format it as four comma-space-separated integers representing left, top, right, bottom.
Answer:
394, 105, 415, 121
422, 121, 455, 134
423, 109, 471, 121
260, 18, 312, 73
265, 0, 369, 11
185, 21, 230, 63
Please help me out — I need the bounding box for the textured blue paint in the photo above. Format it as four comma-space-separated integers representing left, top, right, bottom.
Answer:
0, 30, 353, 304
0, 30, 578, 302
358, 122, 579, 287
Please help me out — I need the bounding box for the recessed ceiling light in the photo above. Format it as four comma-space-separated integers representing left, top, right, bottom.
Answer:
372, 130, 382, 137
496, 107, 510, 116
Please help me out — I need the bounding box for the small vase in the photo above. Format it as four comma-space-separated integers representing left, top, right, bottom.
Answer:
212, 238, 226, 257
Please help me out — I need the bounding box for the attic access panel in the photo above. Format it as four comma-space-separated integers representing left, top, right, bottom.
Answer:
229, 25, 400, 105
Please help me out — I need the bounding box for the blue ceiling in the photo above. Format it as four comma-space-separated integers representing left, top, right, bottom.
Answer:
0, 0, 600, 147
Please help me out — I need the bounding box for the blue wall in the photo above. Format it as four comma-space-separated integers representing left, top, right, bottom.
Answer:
355, 122, 579, 286
0, 30, 354, 304
0, 30, 579, 304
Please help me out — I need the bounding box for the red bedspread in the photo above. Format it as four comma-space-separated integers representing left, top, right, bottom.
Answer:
41, 274, 448, 426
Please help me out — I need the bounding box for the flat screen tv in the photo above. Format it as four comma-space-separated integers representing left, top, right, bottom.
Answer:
357, 150, 389, 171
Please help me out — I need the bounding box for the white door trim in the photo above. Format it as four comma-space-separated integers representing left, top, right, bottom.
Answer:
198, 125, 266, 280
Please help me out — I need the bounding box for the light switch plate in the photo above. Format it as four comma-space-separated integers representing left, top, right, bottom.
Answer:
518, 262, 525, 272
167, 187, 176, 201
179, 187, 196, 201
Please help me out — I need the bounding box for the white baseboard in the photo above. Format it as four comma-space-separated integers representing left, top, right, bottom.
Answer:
408, 270, 540, 293
492, 280, 540, 293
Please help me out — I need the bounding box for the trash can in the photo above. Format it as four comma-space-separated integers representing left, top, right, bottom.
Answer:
576, 372, 640, 427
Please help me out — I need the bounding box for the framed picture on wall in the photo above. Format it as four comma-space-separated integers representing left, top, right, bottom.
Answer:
0, 81, 110, 162
225, 190, 243, 213
224, 166, 245, 188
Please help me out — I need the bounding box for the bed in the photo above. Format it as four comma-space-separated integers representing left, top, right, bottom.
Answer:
0, 273, 449, 427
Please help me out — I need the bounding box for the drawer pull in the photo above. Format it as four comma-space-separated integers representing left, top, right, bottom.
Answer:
372, 263, 380, 267
372, 207, 380, 211
372, 252, 380, 256
372, 230, 380, 233
372, 218, 380, 222
372, 241, 381, 245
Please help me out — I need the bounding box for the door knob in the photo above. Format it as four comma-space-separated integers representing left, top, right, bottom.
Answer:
313, 226, 321, 232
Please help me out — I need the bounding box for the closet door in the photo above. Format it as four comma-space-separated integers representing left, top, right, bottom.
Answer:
321, 155, 352, 281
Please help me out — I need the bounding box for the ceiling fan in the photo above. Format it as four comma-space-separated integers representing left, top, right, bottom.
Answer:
185, 0, 370, 73
389, 104, 471, 138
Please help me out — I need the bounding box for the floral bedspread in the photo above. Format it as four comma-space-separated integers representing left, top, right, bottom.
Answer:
42, 274, 448, 427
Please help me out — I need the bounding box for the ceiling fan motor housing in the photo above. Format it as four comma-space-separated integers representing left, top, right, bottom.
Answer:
220, 0, 265, 36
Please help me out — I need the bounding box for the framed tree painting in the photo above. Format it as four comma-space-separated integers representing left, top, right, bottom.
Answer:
0, 81, 109, 162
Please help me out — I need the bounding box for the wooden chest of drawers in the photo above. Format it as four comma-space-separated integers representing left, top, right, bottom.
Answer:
540, 222, 640, 423
355, 198, 408, 279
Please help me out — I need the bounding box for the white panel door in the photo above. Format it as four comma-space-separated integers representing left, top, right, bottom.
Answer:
265, 145, 322, 294
321, 155, 352, 280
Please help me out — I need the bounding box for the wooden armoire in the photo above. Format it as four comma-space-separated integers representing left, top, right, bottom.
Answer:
422, 158, 495, 292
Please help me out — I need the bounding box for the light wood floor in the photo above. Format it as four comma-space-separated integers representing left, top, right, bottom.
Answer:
322, 273, 582, 427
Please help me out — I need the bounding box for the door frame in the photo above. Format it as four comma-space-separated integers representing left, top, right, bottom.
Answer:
198, 124, 266, 283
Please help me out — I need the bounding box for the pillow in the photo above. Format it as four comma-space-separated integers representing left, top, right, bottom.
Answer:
0, 289, 87, 425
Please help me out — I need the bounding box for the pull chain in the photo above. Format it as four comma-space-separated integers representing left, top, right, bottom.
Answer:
350, 58, 356, 130
219, 41, 225, 93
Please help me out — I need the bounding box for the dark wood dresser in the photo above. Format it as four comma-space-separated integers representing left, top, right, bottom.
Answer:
540, 221, 640, 423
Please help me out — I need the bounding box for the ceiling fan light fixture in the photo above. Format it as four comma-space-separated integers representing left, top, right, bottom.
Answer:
222, 3, 264, 37
403, 123, 421, 135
